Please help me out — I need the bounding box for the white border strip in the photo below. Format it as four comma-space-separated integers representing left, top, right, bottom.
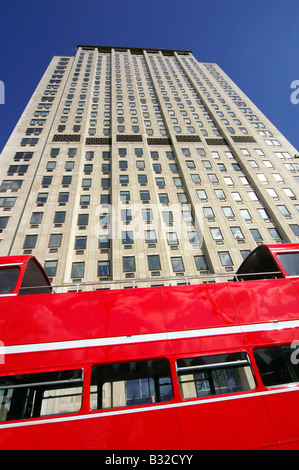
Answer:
1, 384, 299, 430
3, 319, 299, 356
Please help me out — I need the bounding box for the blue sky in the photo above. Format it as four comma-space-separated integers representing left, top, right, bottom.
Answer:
0, 0, 299, 153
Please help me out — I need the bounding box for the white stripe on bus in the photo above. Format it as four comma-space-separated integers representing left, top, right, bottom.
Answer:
2, 318, 299, 356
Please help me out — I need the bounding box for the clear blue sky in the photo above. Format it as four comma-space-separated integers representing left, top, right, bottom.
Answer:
0, 0, 299, 153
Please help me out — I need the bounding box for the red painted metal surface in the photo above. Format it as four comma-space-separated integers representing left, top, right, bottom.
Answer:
0, 247, 299, 449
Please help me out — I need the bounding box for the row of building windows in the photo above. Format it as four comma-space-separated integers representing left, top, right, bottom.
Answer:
45, 250, 244, 280
202, 63, 280, 146
49, 51, 240, 139
21, 221, 299, 258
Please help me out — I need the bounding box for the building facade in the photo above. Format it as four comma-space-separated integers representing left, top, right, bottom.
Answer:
0, 45, 298, 288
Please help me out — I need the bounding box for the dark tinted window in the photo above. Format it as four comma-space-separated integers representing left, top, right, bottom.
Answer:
235, 245, 283, 281
254, 344, 299, 387
277, 253, 299, 276
0, 369, 83, 421
0, 267, 20, 294
20, 258, 52, 294
90, 359, 172, 410
176, 352, 255, 399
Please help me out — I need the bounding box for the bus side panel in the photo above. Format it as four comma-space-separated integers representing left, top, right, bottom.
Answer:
0, 420, 82, 450
289, 277, 299, 305
0, 297, 14, 348
89, 287, 166, 339
162, 284, 239, 333
81, 407, 182, 450
228, 279, 299, 325
178, 396, 278, 450
262, 389, 299, 449
5, 292, 90, 346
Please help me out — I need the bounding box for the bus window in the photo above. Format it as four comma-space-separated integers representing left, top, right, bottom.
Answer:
254, 344, 299, 387
0, 267, 20, 294
90, 359, 172, 410
235, 245, 283, 281
19, 258, 52, 295
277, 253, 299, 276
176, 352, 255, 399
0, 369, 83, 422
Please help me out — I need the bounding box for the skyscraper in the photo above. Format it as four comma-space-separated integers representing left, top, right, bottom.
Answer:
0, 45, 298, 288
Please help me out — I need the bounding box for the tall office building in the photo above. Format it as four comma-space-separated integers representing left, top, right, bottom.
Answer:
0, 45, 298, 288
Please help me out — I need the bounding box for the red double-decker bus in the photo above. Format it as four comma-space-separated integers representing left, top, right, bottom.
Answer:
1, 244, 299, 449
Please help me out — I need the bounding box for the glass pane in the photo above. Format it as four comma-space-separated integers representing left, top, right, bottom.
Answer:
0, 370, 83, 422
90, 359, 172, 410
254, 344, 299, 387
0, 267, 20, 294
277, 253, 299, 275
177, 352, 255, 399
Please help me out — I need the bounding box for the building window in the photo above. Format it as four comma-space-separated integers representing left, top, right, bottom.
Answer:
44, 260, 58, 278
136, 161, 145, 170
119, 175, 129, 186
120, 191, 130, 203
99, 235, 110, 249
77, 214, 89, 227
210, 227, 223, 242
49, 234, 62, 248
188, 231, 201, 246
145, 230, 156, 244
222, 206, 235, 220
53, 211, 65, 225
194, 255, 208, 272
42, 176, 52, 186
0, 217, 9, 229
240, 209, 252, 222
171, 256, 184, 273
23, 235, 37, 249
36, 193, 48, 204
122, 231, 134, 245
159, 193, 169, 204
138, 174, 147, 184
268, 228, 282, 241
58, 192, 69, 203
82, 178, 91, 189
123, 256, 136, 272
230, 227, 245, 241
140, 190, 150, 202
75, 236, 87, 250
290, 224, 299, 236
155, 177, 165, 188
214, 189, 226, 201
71, 262, 85, 278
0, 197, 16, 208
177, 193, 188, 204
250, 228, 263, 242
148, 255, 161, 271
101, 178, 110, 188
80, 195, 90, 206
98, 260, 110, 277
218, 251, 233, 267
119, 161, 128, 170
166, 232, 178, 246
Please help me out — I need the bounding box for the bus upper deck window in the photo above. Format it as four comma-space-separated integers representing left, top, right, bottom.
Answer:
277, 253, 299, 276
0, 267, 20, 294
